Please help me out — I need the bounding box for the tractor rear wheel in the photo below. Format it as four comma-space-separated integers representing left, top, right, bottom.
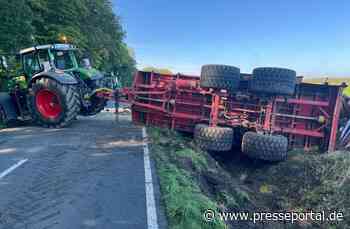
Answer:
194, 124, 233, 151
250, 67, 296, 96
27, 78, 80, 128
200, 65, 241, 92
241, 132, 288, 161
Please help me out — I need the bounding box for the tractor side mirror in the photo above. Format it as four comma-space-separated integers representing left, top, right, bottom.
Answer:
0, 56, 8, 70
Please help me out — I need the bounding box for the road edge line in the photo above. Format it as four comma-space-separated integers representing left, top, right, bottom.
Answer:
0, 159, 28, 180
142, 127, 159, 229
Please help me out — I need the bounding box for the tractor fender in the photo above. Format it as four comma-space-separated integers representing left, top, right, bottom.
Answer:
29, 71, 78, 86
0, 92, 18, 121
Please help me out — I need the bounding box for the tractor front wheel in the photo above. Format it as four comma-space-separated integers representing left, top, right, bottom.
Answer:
27, 78, 80, 128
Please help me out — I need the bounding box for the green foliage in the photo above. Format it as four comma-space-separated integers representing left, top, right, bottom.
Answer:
0, 0, 135, 85
159, 165, 225, 229
148, 128, 227, 229
0, 0, 35, 53
149, 126, 350, 229
0, 57, 24, 91
175, 148, 208, 171
255, 152, 350, 228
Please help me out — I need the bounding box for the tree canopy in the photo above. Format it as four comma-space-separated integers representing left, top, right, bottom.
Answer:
0, 0, 135, 86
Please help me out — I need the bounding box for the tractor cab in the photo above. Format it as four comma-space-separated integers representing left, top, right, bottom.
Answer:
19, 44, 78, 80
19, 44, 109, 88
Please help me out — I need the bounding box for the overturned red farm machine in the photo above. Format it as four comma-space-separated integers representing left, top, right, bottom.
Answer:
121, 65, 344, 161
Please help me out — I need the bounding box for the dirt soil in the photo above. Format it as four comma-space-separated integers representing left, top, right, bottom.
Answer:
215, 148, 350, 229
148, 128, 350, 229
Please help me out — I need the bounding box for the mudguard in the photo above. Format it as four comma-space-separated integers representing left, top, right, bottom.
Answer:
0, 92, 18, 122
29, 70, 78, 86
75, 67, 104, 81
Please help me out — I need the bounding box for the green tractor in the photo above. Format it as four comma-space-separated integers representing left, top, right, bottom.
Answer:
0, 44, 113, 128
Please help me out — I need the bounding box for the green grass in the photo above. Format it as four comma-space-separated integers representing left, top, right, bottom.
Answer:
159, 164, 225, 229
148, 128, 227, 229
174, 148, 208, 171
147, 127, 350, 229
255, 151, 350, 228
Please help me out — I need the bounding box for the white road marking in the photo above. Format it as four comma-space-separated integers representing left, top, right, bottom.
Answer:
142, 127, 159, 229
0, 159, 28, 180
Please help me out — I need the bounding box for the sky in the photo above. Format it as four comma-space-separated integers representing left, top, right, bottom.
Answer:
113, 0, 350, 77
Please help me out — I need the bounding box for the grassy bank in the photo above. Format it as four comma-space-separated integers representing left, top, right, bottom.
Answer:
148, 127, 350, 229
148, 128, 252, 229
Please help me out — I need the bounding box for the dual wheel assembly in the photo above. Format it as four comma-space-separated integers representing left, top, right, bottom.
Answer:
194, 64, 296, 161
199, 64, 297, 95
194, 124, 288, 162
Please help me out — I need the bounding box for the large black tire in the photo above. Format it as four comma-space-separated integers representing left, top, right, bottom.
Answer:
27, 78, 80, 128
200, 65, 240, 91
241, 132, 288, 161
194, 124, 233, 151
250, 67, 297, 95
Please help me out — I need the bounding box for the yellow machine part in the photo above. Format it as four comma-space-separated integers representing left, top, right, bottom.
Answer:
84, 88, 114, 100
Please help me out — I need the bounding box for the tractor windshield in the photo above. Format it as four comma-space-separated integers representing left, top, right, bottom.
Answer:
52, 50, 77, 70
23, 52, 41, 76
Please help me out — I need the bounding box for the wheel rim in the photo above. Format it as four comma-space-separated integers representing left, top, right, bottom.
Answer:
35, 89, 62, 119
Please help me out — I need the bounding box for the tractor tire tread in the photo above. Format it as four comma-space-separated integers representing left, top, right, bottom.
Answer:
250, 67, 297, 95
241, 132, 288, 161
27, 78, 80, 128
200, 64, 240, 91
194, 124, 233, 151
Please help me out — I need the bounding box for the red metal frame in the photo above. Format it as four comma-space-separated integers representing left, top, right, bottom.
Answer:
328, 89, 342, 151
121, 71, 344, 152
209, 93, 220, 127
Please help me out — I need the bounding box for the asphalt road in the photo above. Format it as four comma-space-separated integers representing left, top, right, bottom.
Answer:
0, 112, 166, 229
